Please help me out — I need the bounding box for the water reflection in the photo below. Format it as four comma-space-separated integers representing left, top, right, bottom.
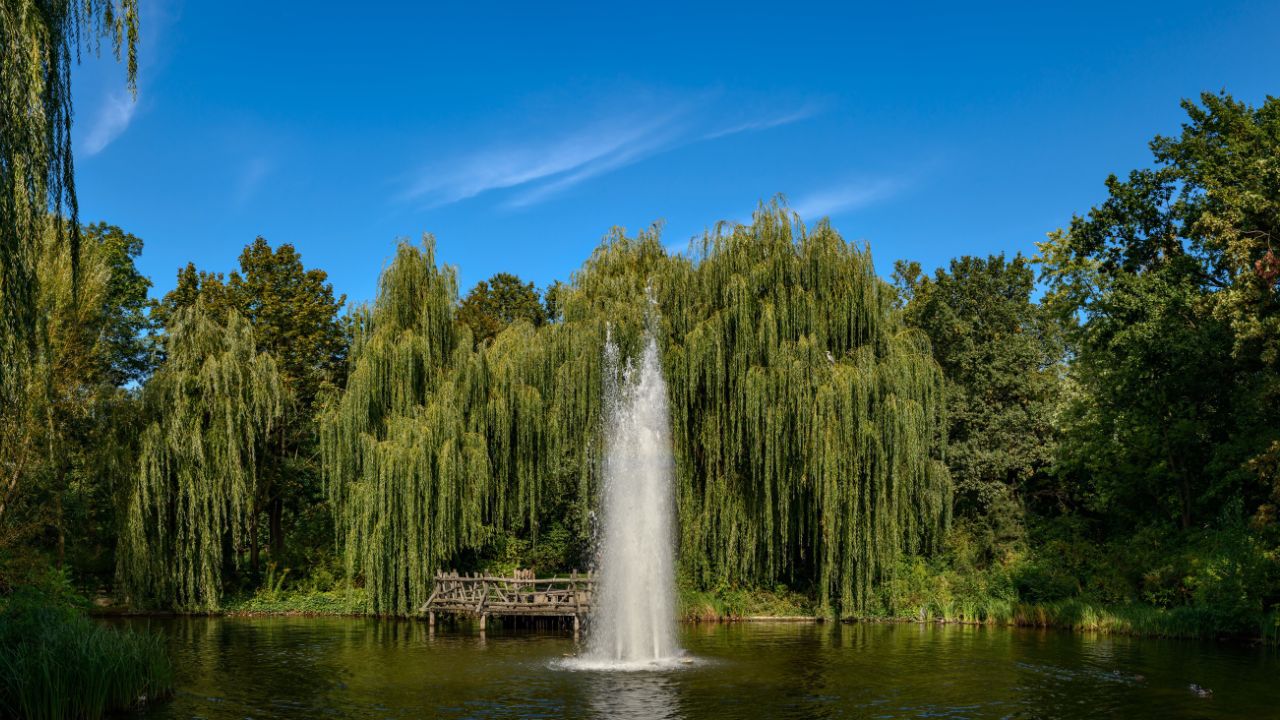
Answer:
582, 669, 681, 720
114, 617, 1279, 720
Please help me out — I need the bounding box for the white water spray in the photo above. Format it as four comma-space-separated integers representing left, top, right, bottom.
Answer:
581, 329, 681, 668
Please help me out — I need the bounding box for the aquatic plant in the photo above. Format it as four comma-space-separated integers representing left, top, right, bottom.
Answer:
322, 203, 951, 617
0, 591, 172, 720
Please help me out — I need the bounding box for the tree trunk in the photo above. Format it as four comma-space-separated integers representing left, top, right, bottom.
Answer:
1168, 448, 1192, 530
1180, 476, 1192, 530
268, 422, 287, 560
55, 493, 65, 569
0, 434, 32, 524
250, 507, 260, 574
269, 496, 284, 559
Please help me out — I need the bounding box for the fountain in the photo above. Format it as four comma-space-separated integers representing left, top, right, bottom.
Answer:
578, 328, 681, 668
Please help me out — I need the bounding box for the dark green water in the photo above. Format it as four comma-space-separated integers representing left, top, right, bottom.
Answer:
116, 617, 1277, 719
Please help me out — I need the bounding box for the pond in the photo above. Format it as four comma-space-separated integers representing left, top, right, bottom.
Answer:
116, 617, 1277, 719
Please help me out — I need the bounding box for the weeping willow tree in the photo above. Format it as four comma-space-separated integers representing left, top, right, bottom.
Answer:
321, 239, 603, 615
117, 308, 282, 610
324, 203, 950, 616
658, 210, 950, 613
2, 0, 138, 361
1, 0, 138, 541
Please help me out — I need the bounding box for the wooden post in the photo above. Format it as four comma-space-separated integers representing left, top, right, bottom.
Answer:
428, 611, 435, 628
573, 614, 580, 639
479, 613, 487, 632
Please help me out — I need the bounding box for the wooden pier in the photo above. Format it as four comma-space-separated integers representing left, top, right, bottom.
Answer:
420, 569, 595, 633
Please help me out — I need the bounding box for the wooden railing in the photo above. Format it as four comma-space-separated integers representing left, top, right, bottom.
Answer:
420, 569, 595, 630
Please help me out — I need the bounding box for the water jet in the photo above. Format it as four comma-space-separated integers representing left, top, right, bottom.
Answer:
578, 329, 681, 669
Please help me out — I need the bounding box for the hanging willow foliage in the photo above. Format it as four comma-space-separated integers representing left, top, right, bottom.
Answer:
324, 203, 950, 617
117, 308, 282, 610
1, 0, 138, 543
2, 0, 138, 394
321, 239, 604, 615
659, 209, 951, 613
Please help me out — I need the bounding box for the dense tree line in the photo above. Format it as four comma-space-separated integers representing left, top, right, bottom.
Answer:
888, 93, 1280, 629
321, 214, 949, 615
2, 92, 1278, 633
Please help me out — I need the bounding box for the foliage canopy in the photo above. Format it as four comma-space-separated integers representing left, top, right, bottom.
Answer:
322, 205, 951, 616
457, 272, 548, 346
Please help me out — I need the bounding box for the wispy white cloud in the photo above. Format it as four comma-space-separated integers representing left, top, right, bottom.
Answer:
503, 116, 688, 208
402, 109, 688, 207
82, 89, 137, 156
790, 179, 903, 222
78, 0, 179, 156
233, 157, 273, 209
400, 96, 819, 210
701, 103, 823, 141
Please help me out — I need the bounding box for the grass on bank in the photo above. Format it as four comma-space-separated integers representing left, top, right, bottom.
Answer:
0, 588, 173, 720
676, 581, 1280, 643
678, 581, 817, 621
867, 539, 1280, 644
873, 596, 1280, 643
203, 574, 1280, 646
221, 586, 368, 615
215, 561, 367, 615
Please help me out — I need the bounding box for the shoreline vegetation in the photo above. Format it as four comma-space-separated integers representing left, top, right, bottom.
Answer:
88, 585, 1280, 646
0, 586, 173, 720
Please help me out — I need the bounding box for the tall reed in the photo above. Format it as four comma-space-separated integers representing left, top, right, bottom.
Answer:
0, 593, 173, 720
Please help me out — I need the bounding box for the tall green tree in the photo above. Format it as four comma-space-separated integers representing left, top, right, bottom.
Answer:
117, 308, 283, 610
457, 272, 547, 345
1039, 92, 1280, 534
0, 224, 150, 581
543, 280, 567, 323
893, 254, 1065, 553
149, 263, 225, 337
156, 238, 345, 570
83, 223, 154, 385
42, 224, 152, 579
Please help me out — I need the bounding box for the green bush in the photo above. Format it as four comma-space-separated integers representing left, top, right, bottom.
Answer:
676, 575, 815, 621
869, 516, 1280, 644
1178, 527, 1279, 633
0, 588, 173, 720
222, 586, 367, 615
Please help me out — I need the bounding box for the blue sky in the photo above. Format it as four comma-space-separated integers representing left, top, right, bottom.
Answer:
71, 1, 1280, 306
